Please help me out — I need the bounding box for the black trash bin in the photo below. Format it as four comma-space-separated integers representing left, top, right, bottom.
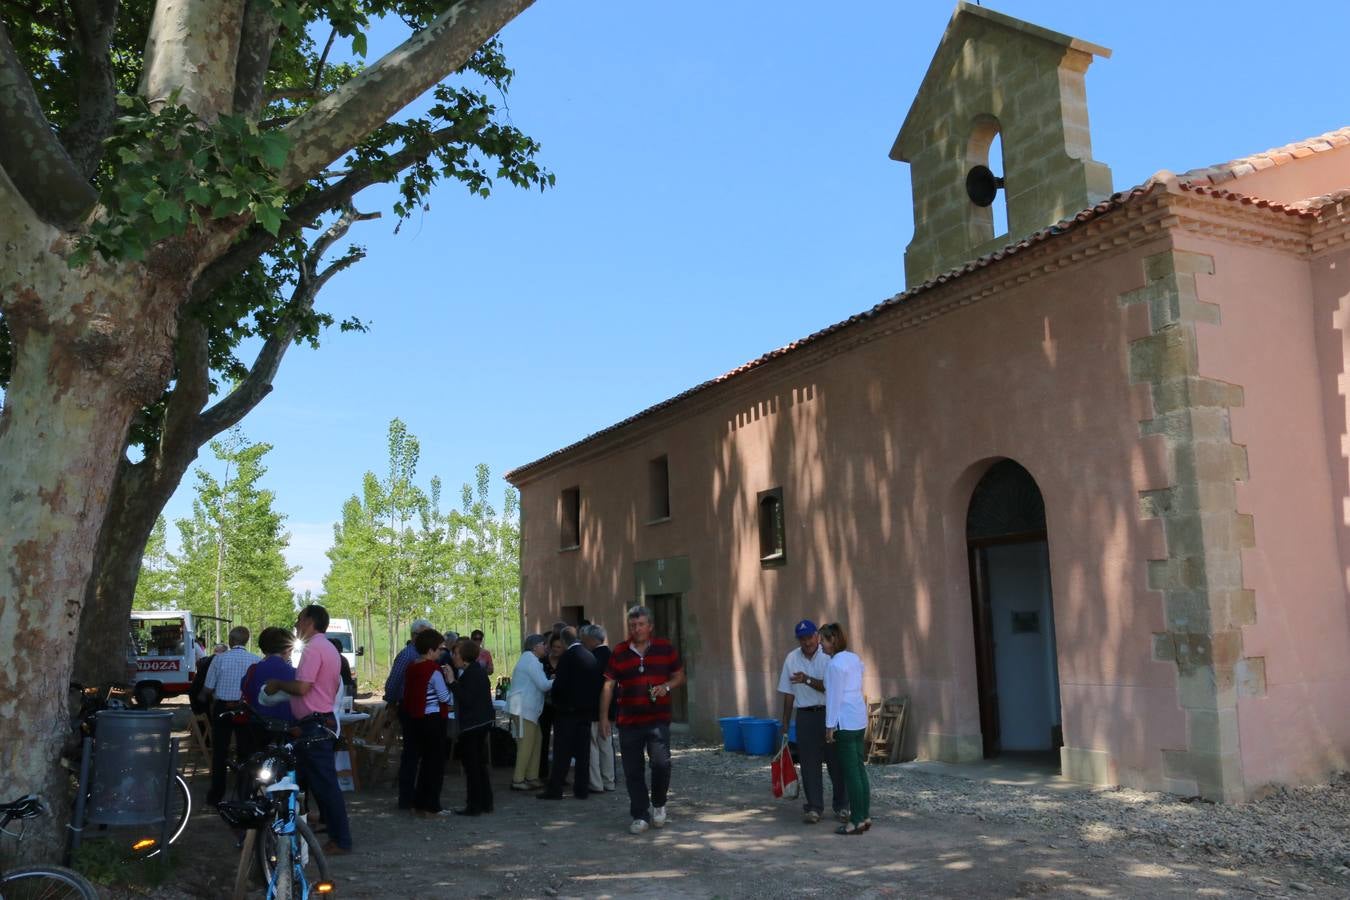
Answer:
71, 709, 178, 857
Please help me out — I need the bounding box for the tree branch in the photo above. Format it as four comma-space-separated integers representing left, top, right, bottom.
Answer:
267, 87, 320, 103
194, 205, 377, 441
63, 0, 119, 177
159, 315, 213, 451
139, 0, 245, 120
192, 123, 462, 304
0, 19, 97, 228
312, 26, 337, 93
278, 0, 536, 190
232, 0, 280, 118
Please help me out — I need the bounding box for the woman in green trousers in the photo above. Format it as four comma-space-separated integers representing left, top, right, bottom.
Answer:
821, 622, 870, 834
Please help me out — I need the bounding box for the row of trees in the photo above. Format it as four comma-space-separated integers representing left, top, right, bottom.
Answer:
322, 418, 520, 677
135, 429, 298, 640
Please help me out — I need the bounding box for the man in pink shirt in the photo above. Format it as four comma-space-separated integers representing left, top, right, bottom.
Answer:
264, 604, 352, 854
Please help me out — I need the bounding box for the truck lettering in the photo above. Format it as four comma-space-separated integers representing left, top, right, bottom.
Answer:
136, 659, 182, 673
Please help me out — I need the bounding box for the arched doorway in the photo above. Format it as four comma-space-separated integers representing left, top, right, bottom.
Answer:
966, 460, 1063, 763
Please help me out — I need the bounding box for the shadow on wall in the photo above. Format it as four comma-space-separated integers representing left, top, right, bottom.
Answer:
701, 276, 1174, 771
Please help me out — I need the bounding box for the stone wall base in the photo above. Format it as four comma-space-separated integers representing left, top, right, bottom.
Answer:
1061, 746, 1118, 787
917, 731, 984, 764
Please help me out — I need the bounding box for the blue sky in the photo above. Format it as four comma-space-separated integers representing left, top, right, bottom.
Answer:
159, 0, 1350, 593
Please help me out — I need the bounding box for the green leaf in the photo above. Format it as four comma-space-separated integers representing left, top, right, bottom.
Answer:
253, 204, 283, 236
150, 198, 182, 224
351, 32, 367, 58
258, 133, 290, 171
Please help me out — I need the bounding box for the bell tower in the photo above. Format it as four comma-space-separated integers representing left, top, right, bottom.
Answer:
891, 3, 1114, 286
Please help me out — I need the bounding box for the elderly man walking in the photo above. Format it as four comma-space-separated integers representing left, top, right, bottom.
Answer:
384, 618, 433, 811
580, 624, 616, 793
203, 626, 260, 805
778, 619, 848, 824
600, 606, 685, 835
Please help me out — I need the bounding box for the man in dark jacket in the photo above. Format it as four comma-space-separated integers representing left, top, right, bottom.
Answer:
537, 626, 598, 800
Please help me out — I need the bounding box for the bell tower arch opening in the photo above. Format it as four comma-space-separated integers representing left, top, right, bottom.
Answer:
965, 459, 1063, 766
966, 114, 1008, 243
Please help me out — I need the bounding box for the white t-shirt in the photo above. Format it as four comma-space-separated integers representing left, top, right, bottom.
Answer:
777, 645, 831, 709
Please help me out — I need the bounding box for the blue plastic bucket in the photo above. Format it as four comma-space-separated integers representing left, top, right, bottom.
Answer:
719, 716, 752, 752
788, 721, 797, 745
741, 718, 780, 756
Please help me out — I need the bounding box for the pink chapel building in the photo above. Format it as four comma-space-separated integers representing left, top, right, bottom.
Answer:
505, 3, 1350, 800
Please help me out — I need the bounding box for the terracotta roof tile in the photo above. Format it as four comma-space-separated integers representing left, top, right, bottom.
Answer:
1177, 126, 1350, 186
1175, 182, 1314, 217
1291, 188, 1350, 211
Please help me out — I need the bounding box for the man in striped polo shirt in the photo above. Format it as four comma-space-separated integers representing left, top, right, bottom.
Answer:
599, 605, 685, 835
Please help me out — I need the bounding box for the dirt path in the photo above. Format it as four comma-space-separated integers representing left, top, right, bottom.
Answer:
159, 738, 1347, 899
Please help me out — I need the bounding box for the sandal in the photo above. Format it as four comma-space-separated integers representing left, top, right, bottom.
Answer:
860, 819, 872, 832
834, 823, 864, 836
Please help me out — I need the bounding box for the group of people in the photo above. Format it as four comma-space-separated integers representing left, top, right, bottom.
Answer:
201, 601, 870, 850
201, 604, 355, 855
384, 624, 496, 817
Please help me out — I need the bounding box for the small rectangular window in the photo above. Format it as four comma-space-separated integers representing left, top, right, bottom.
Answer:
648, 455, 671, 522
758, 487, 786, 567
560, 486, 580, 550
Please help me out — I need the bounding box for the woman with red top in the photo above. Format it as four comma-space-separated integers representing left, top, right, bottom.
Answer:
400, 628, 453, 816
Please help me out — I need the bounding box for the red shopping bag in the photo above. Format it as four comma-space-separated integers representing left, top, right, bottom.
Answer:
771, 737, 799, 799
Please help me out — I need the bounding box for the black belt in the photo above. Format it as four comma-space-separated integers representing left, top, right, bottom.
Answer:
796, 706, 824, 711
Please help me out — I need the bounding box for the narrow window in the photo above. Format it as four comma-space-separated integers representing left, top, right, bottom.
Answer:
758, 487, 786, 567
648, 455, 671, 522
560, 486, 580, 550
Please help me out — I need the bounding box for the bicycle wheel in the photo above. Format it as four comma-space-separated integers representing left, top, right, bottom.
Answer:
257, 818, 330, 896
0, 864, 99, 900
124, 771, 192, 860
166, 772, 192, 846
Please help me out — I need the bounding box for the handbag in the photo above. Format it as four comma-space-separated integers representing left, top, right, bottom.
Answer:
771, 736, 800, 799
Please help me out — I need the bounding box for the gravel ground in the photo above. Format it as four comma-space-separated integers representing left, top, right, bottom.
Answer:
115, 734, 1350, 898
676, 742, 1350, 881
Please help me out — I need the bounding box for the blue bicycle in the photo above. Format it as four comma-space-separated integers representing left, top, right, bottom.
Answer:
217, 714, 335, 899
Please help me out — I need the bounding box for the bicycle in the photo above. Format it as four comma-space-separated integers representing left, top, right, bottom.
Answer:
0, 795, 98, 900
67, 682, 191, 859
217, 712, 335, 899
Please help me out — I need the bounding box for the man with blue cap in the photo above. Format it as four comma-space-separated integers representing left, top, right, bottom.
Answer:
778, 618, 848, 824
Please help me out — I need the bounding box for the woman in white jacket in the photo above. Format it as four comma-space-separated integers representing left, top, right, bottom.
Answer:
507, 634, 553, 790
822, 622, 870, 835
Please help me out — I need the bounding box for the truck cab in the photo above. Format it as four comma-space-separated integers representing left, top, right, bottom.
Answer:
127, 610, 206, 707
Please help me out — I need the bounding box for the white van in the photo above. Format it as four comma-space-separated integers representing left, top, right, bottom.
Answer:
326, 618, 363, 673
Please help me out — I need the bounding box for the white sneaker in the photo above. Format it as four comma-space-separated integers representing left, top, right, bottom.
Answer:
629, 818, 649, 835
651, 805, 667, 828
